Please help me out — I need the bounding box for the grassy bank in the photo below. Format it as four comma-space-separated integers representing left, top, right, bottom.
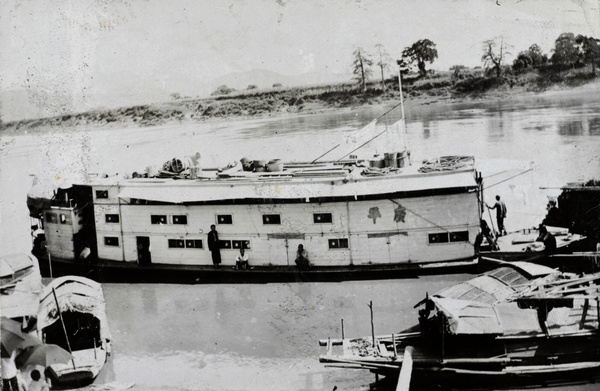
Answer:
1, 66, 598, 132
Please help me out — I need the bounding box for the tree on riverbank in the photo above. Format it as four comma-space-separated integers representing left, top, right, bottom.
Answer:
375, 44, 392, 93
575, 35, 600, 77
528, 44, 548, 68
352, 47, 373, 93
401, 39, 438, 78
482, 38, 510, 78
551, 33, 578, 69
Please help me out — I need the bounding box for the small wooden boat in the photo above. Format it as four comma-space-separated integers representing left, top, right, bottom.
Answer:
36, 276, 111, 386
1, 253, 43, 323
319, 262, 600, 389
0, 253, 38, 291
477, 225, 593, 275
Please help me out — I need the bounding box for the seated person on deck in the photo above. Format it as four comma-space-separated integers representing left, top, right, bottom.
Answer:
536, 224, 557, 252
235, 248, 249, 270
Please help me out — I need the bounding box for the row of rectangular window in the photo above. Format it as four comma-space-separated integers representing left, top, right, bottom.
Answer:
104, 237, 348, 250
45, 212, 72, 225
103, 232, 468, 249
150, 215, 188, 225
428, 231, 469, 244
105, 213, 334, 226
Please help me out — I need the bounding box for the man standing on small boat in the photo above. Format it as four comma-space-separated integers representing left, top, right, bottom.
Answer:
208, 225, 221, 267
487, 195, 507, 236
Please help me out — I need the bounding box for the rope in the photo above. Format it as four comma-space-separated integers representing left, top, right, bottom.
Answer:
483, 168, 533, 189
388, 199, 476, 247
334, 101, 406, 162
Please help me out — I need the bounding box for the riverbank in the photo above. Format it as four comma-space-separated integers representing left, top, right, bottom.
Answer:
1, 73, 599, 134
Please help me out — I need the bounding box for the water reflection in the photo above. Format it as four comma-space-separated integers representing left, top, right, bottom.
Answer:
559, 120, 585, 136
141, 285, 157, 314
589, 117, 600, 136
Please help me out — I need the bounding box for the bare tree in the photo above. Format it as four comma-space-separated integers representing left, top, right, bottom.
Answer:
374, 44, 392, 93
352, 47, 373, 93
481, 38, 510, 78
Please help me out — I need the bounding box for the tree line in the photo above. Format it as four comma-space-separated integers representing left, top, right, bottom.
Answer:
352, 33, 600, 93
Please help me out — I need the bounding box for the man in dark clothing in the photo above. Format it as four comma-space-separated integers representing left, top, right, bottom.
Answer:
487, 195, 507, 236
536, 224, 557, 252
295, 244, 310, 271
474, 219, 499, 252
207, 225, 221, 267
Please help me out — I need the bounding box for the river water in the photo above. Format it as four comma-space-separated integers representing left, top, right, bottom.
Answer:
1, 86, 599, 390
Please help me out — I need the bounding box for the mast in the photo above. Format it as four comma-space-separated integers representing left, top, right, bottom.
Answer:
397, 67, 406, 121
398, 65, 411, 165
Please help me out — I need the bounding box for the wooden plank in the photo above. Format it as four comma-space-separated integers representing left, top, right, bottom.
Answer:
396, 346, 414, 391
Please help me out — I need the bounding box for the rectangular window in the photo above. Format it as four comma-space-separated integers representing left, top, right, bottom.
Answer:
95, 190, 108, 199
168, 239, 185, 248
185, 239, 203, 249
232, 240, 251, 250
428, 233, 449, 244
219, 240, 232, 249
313, 213, 333, 224
172, 215, 188, 225
105, 214, 120, 223
217, 215, 233, 224
104, 237, 119, 246
45, 212, 58, 224
151, 215, 167, 224
59, 213, 72, 225
328, 238, 349, 249
262, 214, 281, 224
449, 231, 469, 242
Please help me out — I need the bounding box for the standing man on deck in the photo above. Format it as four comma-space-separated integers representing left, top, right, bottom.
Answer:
295, 244, 310, 270
487, 195, 507, 236
207, 225, 221, 267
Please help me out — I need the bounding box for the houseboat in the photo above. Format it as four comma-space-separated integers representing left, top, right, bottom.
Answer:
29, 118, 484, 283
319, 262, 600, 389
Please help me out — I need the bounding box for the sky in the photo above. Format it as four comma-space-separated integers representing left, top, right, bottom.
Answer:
1, 0, 599, 122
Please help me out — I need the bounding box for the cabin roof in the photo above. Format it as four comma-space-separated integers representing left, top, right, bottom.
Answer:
433, 298, 543, 335
94, 164, 477, 203
435, 263, 557, 304
37, 277, 108, 333
0, 253, 34, 278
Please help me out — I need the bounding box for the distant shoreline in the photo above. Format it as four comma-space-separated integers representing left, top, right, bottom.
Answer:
2, 76, 599, 134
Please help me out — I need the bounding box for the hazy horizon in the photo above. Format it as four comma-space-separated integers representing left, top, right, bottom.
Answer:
1, 0, 599, 122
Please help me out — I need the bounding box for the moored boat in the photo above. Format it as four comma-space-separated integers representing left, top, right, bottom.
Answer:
478, 225, 591, 272
319, 262, 600, 389
27, 114, 486, 283
36, 276, 111, 386
0, 253, 43, 323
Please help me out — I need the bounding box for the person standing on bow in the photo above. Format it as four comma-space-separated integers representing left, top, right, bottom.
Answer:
487, 195, 507, 236
207, 225, 221, 267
